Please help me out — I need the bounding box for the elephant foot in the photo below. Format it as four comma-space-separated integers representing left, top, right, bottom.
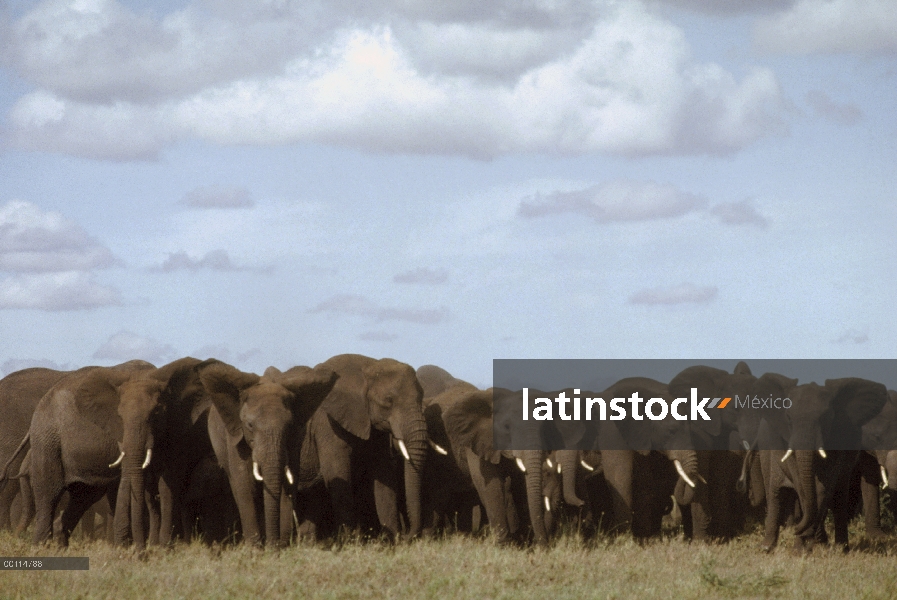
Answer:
791, 536, 813, 555
865, 528, 889, 541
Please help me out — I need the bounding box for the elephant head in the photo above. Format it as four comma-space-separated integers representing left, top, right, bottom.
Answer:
316, 354, 427, 538
202, 361, 338, 546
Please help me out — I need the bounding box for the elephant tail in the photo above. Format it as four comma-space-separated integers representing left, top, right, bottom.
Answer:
0, 434, 30, 493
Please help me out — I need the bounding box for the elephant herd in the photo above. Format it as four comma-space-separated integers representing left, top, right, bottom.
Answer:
0, 356, 895, 556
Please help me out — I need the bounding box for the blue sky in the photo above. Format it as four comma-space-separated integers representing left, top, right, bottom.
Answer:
0, 0, 894, 387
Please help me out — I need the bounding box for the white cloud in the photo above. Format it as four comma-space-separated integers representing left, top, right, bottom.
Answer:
181, 185, 254, 208
92, 330, 177, 363
393, 267, 449, 284
805, 90, 863, 125
310, 294, 450, 324
835, 328, 870, 344
647, 0, 794, 14
0, 200, 116, 272
519, 180, 706, 222
709, 199, 769, 227
0, 271, 122, 310
3, 1, 787, 159
628, 283, 718, 305
754, 0, 897, 54
154, 249, 243, 271
358, 331, 399, 342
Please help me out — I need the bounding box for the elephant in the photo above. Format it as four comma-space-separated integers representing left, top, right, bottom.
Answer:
0, 365, 101, 532
534, 380, 701, 540
757, 377, 887, 552
852, 388, 897, 540
15, 357, 240, 548
423, 386, 522, 543
264, 354, 428, 542
202, 361, 338, 547
666, 363, 796, 542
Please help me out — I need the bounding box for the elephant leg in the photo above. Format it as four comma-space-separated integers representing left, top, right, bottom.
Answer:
760, 452, 781, 552
601, 450, 633, 536
225, 446, 261, 545
146, 487, 161, 546
30, 460, 65, 545
320, 431, 355, 535
157, 475, 175, 545
80, 502, 97, 539
0, 478, 18, 530
466, 450, 509, 543
831, 483, 850, 549
59, 484, 106, 546
689, 451, 711, 542
370, 448, 400, 538
14, 477, 35, 536
280, 488, 294, 544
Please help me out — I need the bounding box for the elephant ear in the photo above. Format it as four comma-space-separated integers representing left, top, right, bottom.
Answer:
444, 390, 499, 464
200, 362, 261, 439
825, 377, 888, 427
263, 366, 283, 379
752, 373, 797, 444
279, 366, 339, 422
733, 361, 752, 376
72, 367, 134, 439
318, 362, 372, 441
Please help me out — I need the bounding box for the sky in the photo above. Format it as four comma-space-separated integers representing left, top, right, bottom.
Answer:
0, 0, 895, 387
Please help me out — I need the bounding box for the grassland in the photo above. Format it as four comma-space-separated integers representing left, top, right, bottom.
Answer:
2, 520, 897, 600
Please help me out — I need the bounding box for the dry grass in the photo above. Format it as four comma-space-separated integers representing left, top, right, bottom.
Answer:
2, 524, 897, 599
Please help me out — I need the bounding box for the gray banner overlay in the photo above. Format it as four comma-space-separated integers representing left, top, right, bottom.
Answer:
0, 557, 89, 570
492, 360, 897, 451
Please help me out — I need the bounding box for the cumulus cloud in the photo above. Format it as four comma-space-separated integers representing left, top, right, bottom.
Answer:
181, 185, 254, 209
0, 200, 116, 272
628, 283, 718, 305
519, 181, 706, 223
92, 330, 177, 364
358, 331, 399, 342
0, 272, 122, 310
154, 249, 242, 271
805, 90, 863, 125
393, 267, 449, 284
192, 344, 262, 365
647, 0, 794, 13
710, 199, 770, 227
1, 358, 74, 376
754, 0, 897, 54
310, 294, 449, 324
3, 0, 787, 159
835, 328, 869, 344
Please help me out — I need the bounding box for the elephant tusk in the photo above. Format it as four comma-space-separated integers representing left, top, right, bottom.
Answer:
780, 448, 793, 463
429, 440, 448, 456
546, 458, 553, 469
580, 460, 595, 472
818, 448, 827, 459
544, 496, 551, 512
515, 458, 526, 473
674, 460, 696, 489
742, 439, 750, 451
557, 462, 561, 474
141, 448, 152, 469
881, 465, 888, 488
697, 473, 708, 485
109, 451, 125, 468
285, 466, 294, 485
398, 439, 411, 461
253, 461, 263, 481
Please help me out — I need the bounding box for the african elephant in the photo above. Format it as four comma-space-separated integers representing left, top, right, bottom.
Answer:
202, 361, 338, 547
758, 377, 887, 552
423, 386, 521, 543
853, 389, 897, 539
416, 364, 476, 400
542, 380, 701, 540
667, 363, 796, 542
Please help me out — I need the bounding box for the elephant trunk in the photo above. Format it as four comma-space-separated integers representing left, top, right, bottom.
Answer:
556, 450, 584, 507
260, 433, 287, 547
671, 451, 698, 506
524, 451, 548, 546
885, 451, 897, 515
400, 414, 428, 538
793, 450, 817, 537
114, 424, 151, 549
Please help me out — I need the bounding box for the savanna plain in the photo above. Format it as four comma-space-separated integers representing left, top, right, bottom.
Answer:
2, 519, 896, 600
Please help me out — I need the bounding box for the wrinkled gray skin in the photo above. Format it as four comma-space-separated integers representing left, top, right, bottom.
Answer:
758, 377, 887, 553
283, 354, 428, 541
204, 362, 338, 547
667, 363, 796, 542
416, 365, 476, 400
855, 389, 897, 539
